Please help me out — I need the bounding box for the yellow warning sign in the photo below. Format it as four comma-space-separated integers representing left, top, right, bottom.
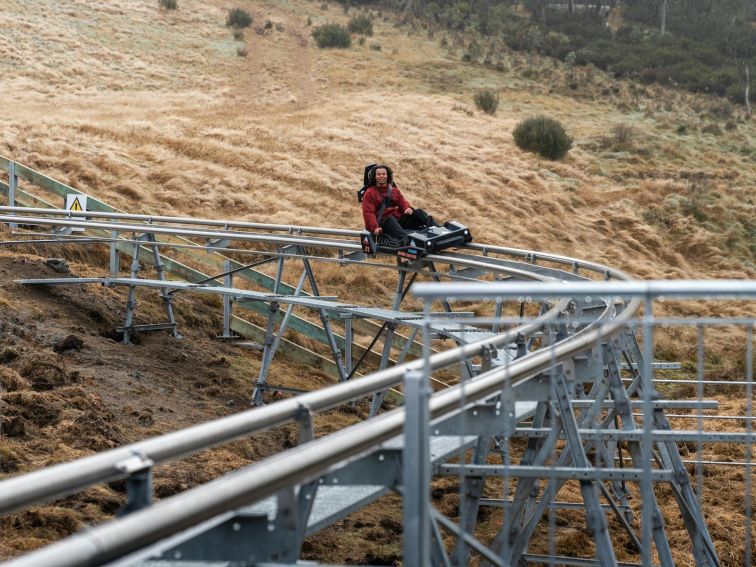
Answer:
65, 194, 88, 232
65, 194, 87, 213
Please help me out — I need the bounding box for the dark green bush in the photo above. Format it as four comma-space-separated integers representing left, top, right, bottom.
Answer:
473, 88, 499, 115
312, 23, 351, 48
701, 123, 722, 136
347, 14, 373, 36
513, 116, 573, 160
227, 7, 252, 29
158, 0, 178, 9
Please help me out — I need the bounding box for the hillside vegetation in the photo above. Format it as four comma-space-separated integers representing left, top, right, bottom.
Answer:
0, 0, 755, 563
0, 0, 753, 279
358, 0, 756, 109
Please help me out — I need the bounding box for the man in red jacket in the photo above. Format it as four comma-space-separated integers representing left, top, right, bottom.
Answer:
361, 164, 438, 244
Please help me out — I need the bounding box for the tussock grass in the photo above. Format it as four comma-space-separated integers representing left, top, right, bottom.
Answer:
473, 88, 498, 114
0, 1, 755, 563
226, 7, 252, 29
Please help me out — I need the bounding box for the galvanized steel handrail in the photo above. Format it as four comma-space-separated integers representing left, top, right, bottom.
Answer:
0, 208, 630, 281
0, 293, 636, 567
0, 206, 361, 238
0, 209, 634, 567
0, 211, 629, 517
0, 297, 569, 517
412, 280, 756, 300
0, 215, 356, 251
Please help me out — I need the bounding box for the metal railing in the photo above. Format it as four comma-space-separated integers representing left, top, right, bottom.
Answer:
406, 279, 755, 567
8, 157, 746, 566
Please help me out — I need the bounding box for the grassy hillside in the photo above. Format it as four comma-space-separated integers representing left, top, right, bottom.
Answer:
1, 0, 753, 279
0, 0, 754, 563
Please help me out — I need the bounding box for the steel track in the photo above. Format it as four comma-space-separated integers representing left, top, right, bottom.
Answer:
0, 206, 644, 566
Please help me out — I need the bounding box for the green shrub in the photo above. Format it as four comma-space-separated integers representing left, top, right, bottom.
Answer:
473, 88, 499, 115
312, 23, 351, 48
158, 0, 178, 9
227, 7, 252, 29
513, 116, 573, 160
347, 14, 373, 36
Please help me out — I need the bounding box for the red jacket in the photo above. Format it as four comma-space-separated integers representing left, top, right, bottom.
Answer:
361, 184, 411, 233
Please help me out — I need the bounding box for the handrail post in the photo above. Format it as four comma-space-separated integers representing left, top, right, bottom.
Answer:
110, 230, 120, 276
223, 259, 233, 338
116, 453, 154, 516
8, 161, 17, 229
403, 368, 431, 567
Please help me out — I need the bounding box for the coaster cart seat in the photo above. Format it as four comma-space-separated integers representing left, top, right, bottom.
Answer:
357, 163, 472, 260
360, 221, 472, 260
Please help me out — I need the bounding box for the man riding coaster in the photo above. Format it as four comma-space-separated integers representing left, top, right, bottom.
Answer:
361, 164, 439, 246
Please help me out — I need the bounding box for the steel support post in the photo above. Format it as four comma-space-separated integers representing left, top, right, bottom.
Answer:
301, 254, 347, 382
489, 401, 554, 560
403, 369, 431, 567
147, 233, 180, 338
369, 323, 396, 416
344, 315, 353, 375
7, 161, 16, 230
109, 230, 120, 277
222, 259, 233, 338
253, 299, 281, 406
491, 277, 504, 334
252, 253, 286, 406
115, 453, 155, 517
119, 468, 153, 516
273, 404, 319, 563
620, 328, 718, 566
600, 338, 677, 565
552, 362, 616, 567
370, 266, 409, 415
453, 435, 490, 566
122, 235, 142, 345
426, 261, 474, 380
640, 296, 655, 567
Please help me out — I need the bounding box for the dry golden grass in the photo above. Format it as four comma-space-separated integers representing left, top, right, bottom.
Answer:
1, 0, 753, 282
0, 0, 754, 564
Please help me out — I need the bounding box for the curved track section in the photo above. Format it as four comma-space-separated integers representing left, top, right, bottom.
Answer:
0, 203, 720, 567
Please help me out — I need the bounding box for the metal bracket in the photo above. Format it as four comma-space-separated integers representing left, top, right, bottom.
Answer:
116, 453, 154, 517
205, 237, 231, 249
296, 404, 314, 444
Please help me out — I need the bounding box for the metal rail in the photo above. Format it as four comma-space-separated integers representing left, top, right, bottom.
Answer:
0, 210, 614, 516
3, 163, 736, 566
0, 291, 636, 567
0, 171, 644, 565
